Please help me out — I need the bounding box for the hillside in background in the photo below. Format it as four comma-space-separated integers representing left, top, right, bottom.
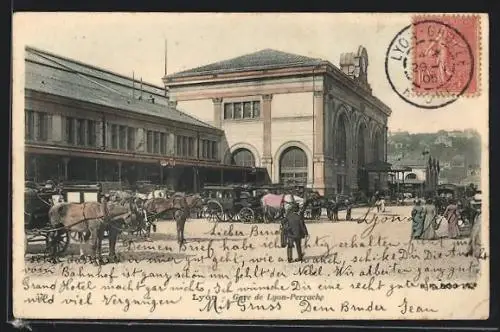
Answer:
387, 129, 481, 184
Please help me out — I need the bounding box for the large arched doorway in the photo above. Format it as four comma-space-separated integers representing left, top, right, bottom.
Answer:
372, 129, 384, 191
279, 146, 308, 186
357, 123, 368, 193
335, 113, 348, 193
231, 148, 255, 167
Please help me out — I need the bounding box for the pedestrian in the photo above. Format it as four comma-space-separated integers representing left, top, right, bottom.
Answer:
443, 199, 461, 239
282, 202, 309, 263
379, 192, 386, 212
373, 191, 380, 212
421, 198, 437, 240
411, 199, 425, 239
332, 198, 339, 221
345, 198, 352, 221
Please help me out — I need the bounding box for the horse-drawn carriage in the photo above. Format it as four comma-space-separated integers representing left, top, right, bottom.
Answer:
322, 193, 354, 221
24, 183, 70, 256
24, 181, 111, 257
24, 181, 154, 257
201, 185, 257, 222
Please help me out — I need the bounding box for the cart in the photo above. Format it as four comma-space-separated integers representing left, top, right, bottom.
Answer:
24, 185, 70, 256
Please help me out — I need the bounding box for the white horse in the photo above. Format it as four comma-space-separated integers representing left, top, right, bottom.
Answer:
261, 193, 305, 222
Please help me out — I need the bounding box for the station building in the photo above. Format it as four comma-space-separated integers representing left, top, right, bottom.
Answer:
24, 46, 267, 192
163, 47, 392, 195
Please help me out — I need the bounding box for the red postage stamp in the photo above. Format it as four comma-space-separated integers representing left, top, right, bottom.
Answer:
411, 15, 481, 97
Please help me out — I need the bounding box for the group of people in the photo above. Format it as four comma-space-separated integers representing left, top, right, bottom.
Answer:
411, 197, 479, 240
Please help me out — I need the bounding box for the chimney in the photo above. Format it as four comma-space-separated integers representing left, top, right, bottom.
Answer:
339, 52, 356, 78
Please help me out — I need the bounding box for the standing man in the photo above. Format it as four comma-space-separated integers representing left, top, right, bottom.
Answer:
332, 197, 339, 221
282, 202, 309, 263
345, 197, 352, 221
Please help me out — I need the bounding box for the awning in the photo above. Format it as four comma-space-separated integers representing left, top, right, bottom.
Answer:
391, 166, 413, 172
363, 161, 393, 172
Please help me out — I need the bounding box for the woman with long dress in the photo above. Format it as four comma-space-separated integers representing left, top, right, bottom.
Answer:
411, 199, 425, 239
444, 200, 461, 239
421, 198, 437, 240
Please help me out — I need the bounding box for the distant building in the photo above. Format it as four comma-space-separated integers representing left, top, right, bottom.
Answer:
388, 156, 440, 195
434, 134, 453, 147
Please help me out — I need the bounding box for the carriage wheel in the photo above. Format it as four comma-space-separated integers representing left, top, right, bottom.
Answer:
239, 207, 254, 223
226, 210, 237, 222
200, 206, 211, 220
206, 200, 224, 222
45, 229, 70, 255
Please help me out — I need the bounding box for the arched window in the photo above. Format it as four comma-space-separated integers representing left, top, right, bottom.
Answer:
357, 124, 366, 166
405, 173, 417, 180
279, 147, 308, 185
231, 148, 255, 167
336, 114, 347, 163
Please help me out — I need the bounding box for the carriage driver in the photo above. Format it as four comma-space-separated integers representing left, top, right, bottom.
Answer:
282, 202, 309, 263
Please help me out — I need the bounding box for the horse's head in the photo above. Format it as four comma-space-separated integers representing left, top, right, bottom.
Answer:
48, 202, 69, 225
187, 194, 203, 209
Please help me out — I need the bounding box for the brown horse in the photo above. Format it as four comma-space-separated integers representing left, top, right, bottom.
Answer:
48, 200, 134, 264
175, 194, 203, 248
142, 194, 203, 248
106, 197, 144, 262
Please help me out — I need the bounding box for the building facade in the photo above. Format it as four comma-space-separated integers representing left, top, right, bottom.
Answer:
24, 47, 265, 192
164, 47, 391, 195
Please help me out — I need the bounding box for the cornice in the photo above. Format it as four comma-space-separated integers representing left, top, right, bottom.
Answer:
165, 62, 391, 117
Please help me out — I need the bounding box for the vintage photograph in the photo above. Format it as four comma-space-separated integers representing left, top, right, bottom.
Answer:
12, 13, 489, 320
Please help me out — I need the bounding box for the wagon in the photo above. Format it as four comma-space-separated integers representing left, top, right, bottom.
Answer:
324, 194, 354, 221
60, 182, 103, 203
24, 184, 69, 256
201, 185, 255, 222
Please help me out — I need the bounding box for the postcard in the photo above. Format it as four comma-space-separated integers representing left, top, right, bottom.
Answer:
12, 12, 489, 320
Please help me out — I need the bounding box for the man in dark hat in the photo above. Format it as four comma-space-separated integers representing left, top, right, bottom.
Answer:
282, 202, 309, 263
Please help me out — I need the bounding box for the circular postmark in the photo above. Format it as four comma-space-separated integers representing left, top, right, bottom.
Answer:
385, 20, 474, 109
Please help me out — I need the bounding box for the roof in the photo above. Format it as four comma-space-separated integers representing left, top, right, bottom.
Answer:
25, 46, 218, 130
363, 161, 393, 172
387, 158, 427, 168
166, 48, 324, 78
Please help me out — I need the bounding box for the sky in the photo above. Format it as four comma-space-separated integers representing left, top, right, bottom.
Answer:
13, 13, 488, 134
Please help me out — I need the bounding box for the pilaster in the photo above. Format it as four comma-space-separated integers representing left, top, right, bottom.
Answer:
313, 91, 324, 156
51, 114, 63, 143
313, 154, 325, 196
261, 156, 273, 182
262, 94, 273, 180
168, 133, 175, 155
212, 98, 223, 129
135, 128, 145, 152
262, 94, 273, 158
